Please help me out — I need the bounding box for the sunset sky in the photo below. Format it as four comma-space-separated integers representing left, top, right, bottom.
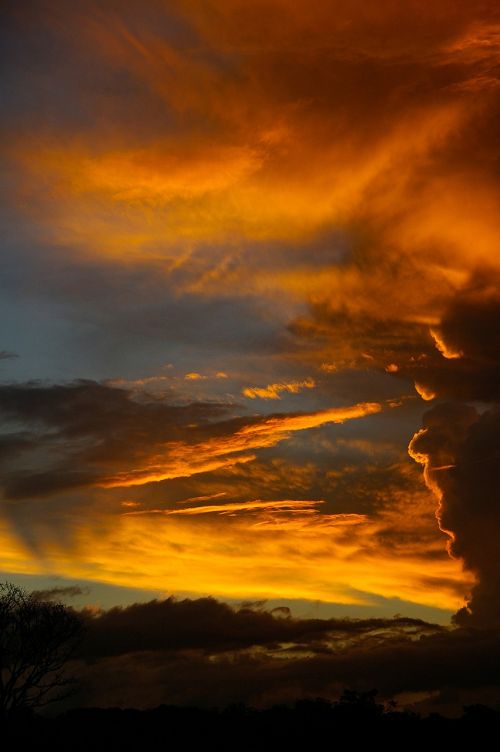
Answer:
2, 0, 500, 712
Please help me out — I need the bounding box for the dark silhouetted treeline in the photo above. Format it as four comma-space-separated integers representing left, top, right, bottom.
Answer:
3, 691, 500, 748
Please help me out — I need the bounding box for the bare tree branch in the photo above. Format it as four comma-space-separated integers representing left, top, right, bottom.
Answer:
0, 582, 85, 717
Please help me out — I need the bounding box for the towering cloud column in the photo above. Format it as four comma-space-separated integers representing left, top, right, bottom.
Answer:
410, 404, 500, 626
409, 276, 500, 626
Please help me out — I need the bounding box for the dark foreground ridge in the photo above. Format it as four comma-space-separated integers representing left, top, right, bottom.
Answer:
3, 692, 500, 748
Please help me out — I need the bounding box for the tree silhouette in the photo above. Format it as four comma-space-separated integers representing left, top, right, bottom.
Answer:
0, 582, 84, 717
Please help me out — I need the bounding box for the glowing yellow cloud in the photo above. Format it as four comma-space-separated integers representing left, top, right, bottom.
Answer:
0, 488, 469, 612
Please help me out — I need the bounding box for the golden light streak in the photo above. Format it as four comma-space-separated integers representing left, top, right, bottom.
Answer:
101, 401, 383, 488
125, 499, 325, 516
181, 492, 228, 504
242, 378, 316, 400
101, 453, 257, 489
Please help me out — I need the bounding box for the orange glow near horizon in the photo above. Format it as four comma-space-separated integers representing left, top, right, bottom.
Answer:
0, 487, 471, 612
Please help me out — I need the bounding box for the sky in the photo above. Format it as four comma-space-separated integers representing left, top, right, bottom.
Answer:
2, 0, 500, 714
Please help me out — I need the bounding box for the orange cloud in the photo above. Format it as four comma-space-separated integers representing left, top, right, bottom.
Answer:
242, 377, 315, 400
430, 328, 463, 359
0, 482, 468, 612
102, 401, 383, 488
125, 498, 325, 516
7, 0, 500, 317
3, 0, 497, 623
414, 383, 437, 401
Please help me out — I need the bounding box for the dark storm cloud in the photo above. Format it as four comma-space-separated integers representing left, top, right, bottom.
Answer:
294, 267, 500, 631
401, 271, 500, 402
410, 404, 500, 627
0, 433, 35, 462
68, 595, 500, 711
80, 595, 436, 659
0, 380, 233, 497
403, 268, 500, 627
289, 302, 434, 370
0, 380, 226, 435
289, 269, 500, 405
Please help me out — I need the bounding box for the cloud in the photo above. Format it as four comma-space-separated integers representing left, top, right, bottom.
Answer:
289, 270, 500, 407
65, 595, 500, 713
293, 271, 500, 630
31, 585, 90, 601
0, 379, 466, 612
102, 400, 383, 488
2, 0, 500, 651
79, 594, 437, 659
3, 0, 500, 423
0, 380, 231, 496
5, 0, 500, 301
73, 626, 500, 712
243, 378, 315, 400
0, 380, 382, 497
409, 404, 500, 627
403, 271, 500, 402
0, 457, 467, 610
404, 266, 500, 628
124, 499, 329, 517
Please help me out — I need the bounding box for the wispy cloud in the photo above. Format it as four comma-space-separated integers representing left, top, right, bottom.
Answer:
243, 378, 315, 400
